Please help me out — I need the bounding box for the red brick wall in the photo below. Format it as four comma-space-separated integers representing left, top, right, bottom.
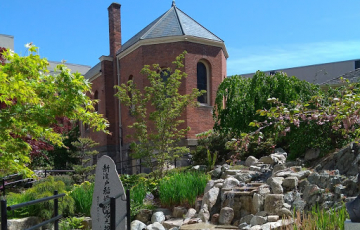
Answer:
119, 41, 226, 144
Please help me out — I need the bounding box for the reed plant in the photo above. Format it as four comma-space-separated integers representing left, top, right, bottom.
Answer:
69, 181, 94, 216
158, 171, 209, 207
291, 204, 349, 230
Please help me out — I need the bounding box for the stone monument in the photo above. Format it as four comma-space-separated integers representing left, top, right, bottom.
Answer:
91, 155, 126, 230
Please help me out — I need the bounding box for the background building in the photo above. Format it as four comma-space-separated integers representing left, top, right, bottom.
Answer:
83, 2, 228, 173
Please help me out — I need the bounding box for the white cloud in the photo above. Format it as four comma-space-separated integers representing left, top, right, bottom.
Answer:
227, 40, 360, 76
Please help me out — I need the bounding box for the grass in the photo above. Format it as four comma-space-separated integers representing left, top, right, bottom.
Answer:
290, 204, 349, 230
69, 181, 94, 216
158, 171, 209, 207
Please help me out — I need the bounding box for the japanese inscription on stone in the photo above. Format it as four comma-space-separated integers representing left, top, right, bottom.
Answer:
91, 156, 126, 230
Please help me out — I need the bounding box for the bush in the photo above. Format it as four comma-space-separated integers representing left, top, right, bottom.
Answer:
6, 176, 74, 220
158, 171, 209, 207
69, 181, 94, 216
192, 130, 231, 165
214, 72, 321, 137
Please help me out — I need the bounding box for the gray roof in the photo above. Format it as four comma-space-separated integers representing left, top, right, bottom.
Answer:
321, 68, 360, 85
117, 2, 223, 54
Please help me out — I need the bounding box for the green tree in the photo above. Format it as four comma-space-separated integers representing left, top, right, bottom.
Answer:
213, 71, 321, 137
0, 45, 108, 176
115, 52, 203, 179
71, 137, 99, 183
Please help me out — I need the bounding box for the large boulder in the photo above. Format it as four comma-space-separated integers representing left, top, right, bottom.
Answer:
162, 219, 184, 229
147, 222, 166, 230
136, 209, 152, 223
201, 187, 220, 211
7, 217, 40, 230
267, 177, 284, 194
151, 212, 165, 224
264, 194, 284, 215
223, 177, 240, 189
219, 207, 234, 225
245, 156, 258, 167
131, 220, 147, 230
250, 216, 266, 226
172, 206, 187, 218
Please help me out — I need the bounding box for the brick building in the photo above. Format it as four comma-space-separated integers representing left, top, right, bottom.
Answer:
83, 2, 228, 173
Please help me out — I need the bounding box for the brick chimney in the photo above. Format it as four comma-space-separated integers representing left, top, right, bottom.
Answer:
108, 3, 121, 57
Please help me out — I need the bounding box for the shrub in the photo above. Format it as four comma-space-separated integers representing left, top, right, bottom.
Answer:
192, 130, 231, 165
6, 176, 74, 220
158, 171, 209, 207
69, 181, 94, 216
214, 72, 321, 137
59, 217, 85, 230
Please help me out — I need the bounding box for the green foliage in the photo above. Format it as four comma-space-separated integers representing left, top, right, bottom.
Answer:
34, 175, 75, 192
6, 176, 74, 220
158, 171, 209, 207
115, 51, 203, 179
0, 45, 109, 176
293, 204, 348, 230
71, 138, 98, 183
206, 150, 217, 171
59, 216, 85, 230
231, 81, 360, 160
213, 71, 321, 137
69, 181, 94, 216
193, 130, 231, 165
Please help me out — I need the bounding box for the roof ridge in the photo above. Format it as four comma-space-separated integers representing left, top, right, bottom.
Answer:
175, 7, 223, 42
173, 6, 185, 35
141, 7, 176, 39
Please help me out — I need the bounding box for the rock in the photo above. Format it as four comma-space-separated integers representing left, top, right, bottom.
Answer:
221, 164, 231, 172
185, 208, 197, 219
162, 219, 184, 229
199, 204, 210, 222
264, 194, 284, 215
201, 187, 220, 211
194, 200, 202, 213
223, 177, 240, 189
153, 208, 172, 216
282, 177, 298, 189
249, 225, 262, 230
283, 202, 291, 210
274, 148, 287, 158
234, 171, 255, 183
239, 222, 251, 230
212, 166, 222, 178
7, 217, 40, 230
267, 215, 279, 222
255, 211, 267, 217
151, 212, 165, 224
259, 154, 286, 165
267, 177, 284, 194
273, 164, 286, 174
249, 166, 262, 172
215, 183, 223, 188
187, 218, 202, 224
305, 148, 320, 161
258, 184, 271, 196
291, 166, 302, 172
252, 193, 263, 213
211, 213, 219, 225
219, 207, 234, 225
277, 208, 292, 218
173, 206, 187, 218
292, 197, 306, 212
245, 156, 258, 167
147, 222, 166, 230
204, 180, 215, 194
240, 214, 254, 224
131, 220, 147, 230
250, 216, 267, 226
284, 191, 294, 204
81, 217, 92, 230
136, 209, 152, 223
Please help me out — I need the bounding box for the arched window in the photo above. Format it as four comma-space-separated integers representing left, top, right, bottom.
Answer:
160, 69, 170, 83
197, 61, 209, 104
94, 90, 99, 112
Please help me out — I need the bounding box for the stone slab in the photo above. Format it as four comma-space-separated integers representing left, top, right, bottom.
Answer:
345, 220, 360, 230
91, 155, 126, 230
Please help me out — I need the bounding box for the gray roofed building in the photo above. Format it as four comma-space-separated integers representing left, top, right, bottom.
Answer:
321, 68, 360, 86
117, 1, 224, 55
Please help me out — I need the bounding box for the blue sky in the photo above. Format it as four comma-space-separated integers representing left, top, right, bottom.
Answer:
2, 0, 360, 76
